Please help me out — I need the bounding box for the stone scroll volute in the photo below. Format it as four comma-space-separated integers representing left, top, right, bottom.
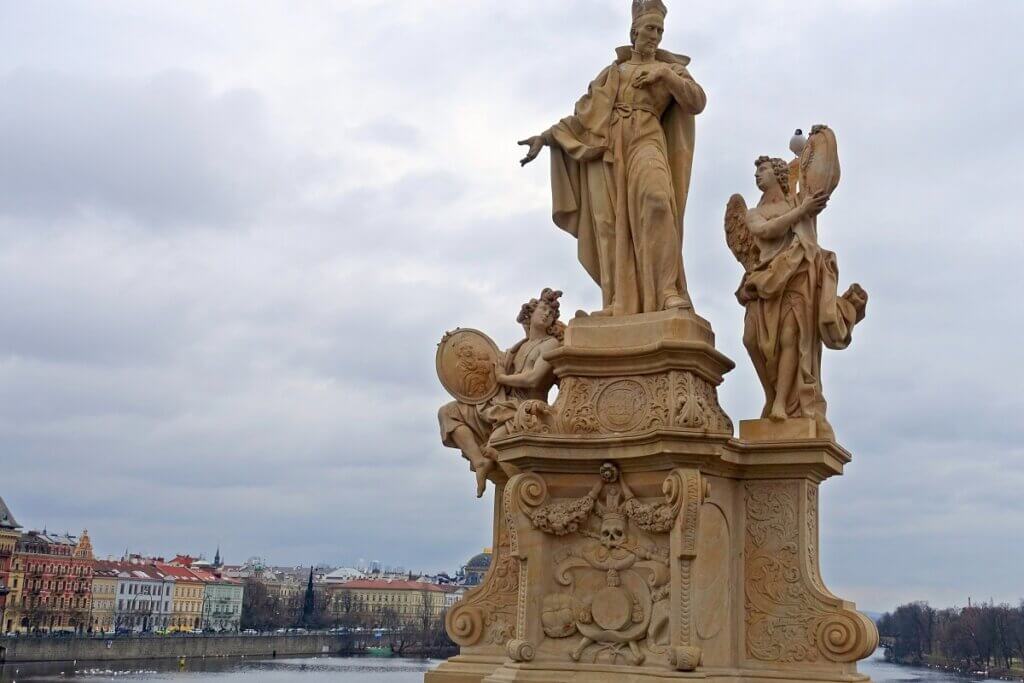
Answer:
444, 483, 519, 653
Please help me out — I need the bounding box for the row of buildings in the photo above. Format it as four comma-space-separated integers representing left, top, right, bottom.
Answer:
0, 493, 496, 634
0, 496, 243, 634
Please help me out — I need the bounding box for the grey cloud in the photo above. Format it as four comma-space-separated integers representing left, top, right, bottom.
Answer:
0, 69, 295, 227
1, 1, 1023, 601
351, 118, 423, 150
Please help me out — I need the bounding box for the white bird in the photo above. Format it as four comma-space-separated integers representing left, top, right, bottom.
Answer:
789, 128, 807, 157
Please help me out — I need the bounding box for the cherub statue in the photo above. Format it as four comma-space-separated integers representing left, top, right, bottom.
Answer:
438, 289, 565, 497
724, 126, 868, 439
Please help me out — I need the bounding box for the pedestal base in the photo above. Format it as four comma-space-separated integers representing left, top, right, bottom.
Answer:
740, 418, 818, 441
429, 311, 876, 683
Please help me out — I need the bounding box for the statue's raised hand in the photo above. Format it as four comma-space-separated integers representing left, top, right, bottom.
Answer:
519, 135, 546, 166
800, 191, 830, 218
632, 64, 670, 89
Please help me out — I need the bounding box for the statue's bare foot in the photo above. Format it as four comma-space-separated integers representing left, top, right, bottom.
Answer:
628, 640, 645, 665
664, 294, 692, 310
474, 460, 495, 498
590, 306, 614, 317
768, 405, 787, 422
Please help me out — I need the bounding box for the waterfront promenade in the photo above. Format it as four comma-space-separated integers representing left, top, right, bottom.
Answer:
0, 632, 351, 664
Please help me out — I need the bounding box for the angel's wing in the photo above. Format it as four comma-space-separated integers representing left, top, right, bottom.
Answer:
724, 193, 758, 272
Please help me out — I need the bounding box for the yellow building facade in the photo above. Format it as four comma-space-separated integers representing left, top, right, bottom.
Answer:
90, 566, 119, 633
158, 564, 206, 631
327, 579, 450, 624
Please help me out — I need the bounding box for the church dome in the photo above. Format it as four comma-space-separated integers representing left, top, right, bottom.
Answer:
466, 552, 492, 570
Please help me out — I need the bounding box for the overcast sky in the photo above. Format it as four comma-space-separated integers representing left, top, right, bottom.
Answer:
0, 0, 1021, 612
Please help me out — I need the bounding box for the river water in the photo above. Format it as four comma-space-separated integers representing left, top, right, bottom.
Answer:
0, 651, 1010, 682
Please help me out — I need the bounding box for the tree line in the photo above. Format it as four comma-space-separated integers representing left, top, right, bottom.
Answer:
878, 600, 1024, 673
239, 578, 453, 656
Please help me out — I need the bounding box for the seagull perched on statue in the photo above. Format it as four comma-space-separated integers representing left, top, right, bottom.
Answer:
789, 129, 807, 157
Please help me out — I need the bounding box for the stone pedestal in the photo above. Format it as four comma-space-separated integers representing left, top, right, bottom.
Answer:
427, 311, 877, 683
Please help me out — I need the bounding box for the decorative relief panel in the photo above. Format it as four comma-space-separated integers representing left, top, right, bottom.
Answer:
511, 371, 731, 438
517, 463, 684, 667
744, 481, 877, 665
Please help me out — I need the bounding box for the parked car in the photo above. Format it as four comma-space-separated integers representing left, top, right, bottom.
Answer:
242, 629, 258, 635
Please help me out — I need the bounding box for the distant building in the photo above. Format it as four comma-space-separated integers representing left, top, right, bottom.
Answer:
462, 549, 492, 587
0, 496, 23, 633
156, 562, 207, 631
7, 529, 95, 633
192, 568, 243, 632
326, 578, 450, 624
90, 564, 120, 633
444, 586, 466, 610
323, 567, 366, 584
109, 559, 175, 633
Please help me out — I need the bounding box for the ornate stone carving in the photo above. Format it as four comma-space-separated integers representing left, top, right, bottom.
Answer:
744, 481, 877, 664
674, 372, 733, 433
506, 638, 536, 662
436, 329, 502, 405
668, 645, 703, 672
445, 529, 519, 649
596, 379, 649, 432
522, 463, 683, 666
807, 485, 825, 592
513, 370, 729, 438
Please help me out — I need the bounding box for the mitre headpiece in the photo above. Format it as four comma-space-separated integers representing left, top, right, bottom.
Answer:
632, 0, 668, 21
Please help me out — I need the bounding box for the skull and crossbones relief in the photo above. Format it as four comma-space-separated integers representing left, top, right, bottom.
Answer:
533, 463, 675, 665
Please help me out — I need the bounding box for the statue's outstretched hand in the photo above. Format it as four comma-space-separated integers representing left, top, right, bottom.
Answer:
519, 135, 546, 166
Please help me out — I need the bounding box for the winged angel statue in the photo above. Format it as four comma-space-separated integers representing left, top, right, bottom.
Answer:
724, 126, 868, 440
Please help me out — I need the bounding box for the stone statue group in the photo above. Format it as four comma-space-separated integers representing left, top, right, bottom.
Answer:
437, 0, 868, 496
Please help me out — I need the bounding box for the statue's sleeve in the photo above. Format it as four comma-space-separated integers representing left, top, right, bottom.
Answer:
546, 65, 616, 162
669, 64, 707, 115
817, 250, 858, 350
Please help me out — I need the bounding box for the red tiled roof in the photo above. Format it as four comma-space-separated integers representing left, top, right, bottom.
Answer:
155, 563, 205, 582
92, 560, 172, 581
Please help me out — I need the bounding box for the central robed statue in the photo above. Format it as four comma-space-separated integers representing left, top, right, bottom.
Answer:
520, 0, 705, 316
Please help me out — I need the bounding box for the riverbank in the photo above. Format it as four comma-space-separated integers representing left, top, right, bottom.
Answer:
883, 654, 1024, 682
0, 633, 348, 664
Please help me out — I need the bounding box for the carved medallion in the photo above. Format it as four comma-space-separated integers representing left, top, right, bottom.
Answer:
436, 328, 501, 404
596, 380, 648, 432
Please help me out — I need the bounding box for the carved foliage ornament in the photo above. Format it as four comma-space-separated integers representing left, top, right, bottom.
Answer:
743, 481, 877, 664
511, 371, 731, 438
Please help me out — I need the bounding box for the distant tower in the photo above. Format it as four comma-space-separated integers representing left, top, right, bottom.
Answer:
74, 529, 95, 560
214, 545, 222, 568
301, 566, 316, 627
